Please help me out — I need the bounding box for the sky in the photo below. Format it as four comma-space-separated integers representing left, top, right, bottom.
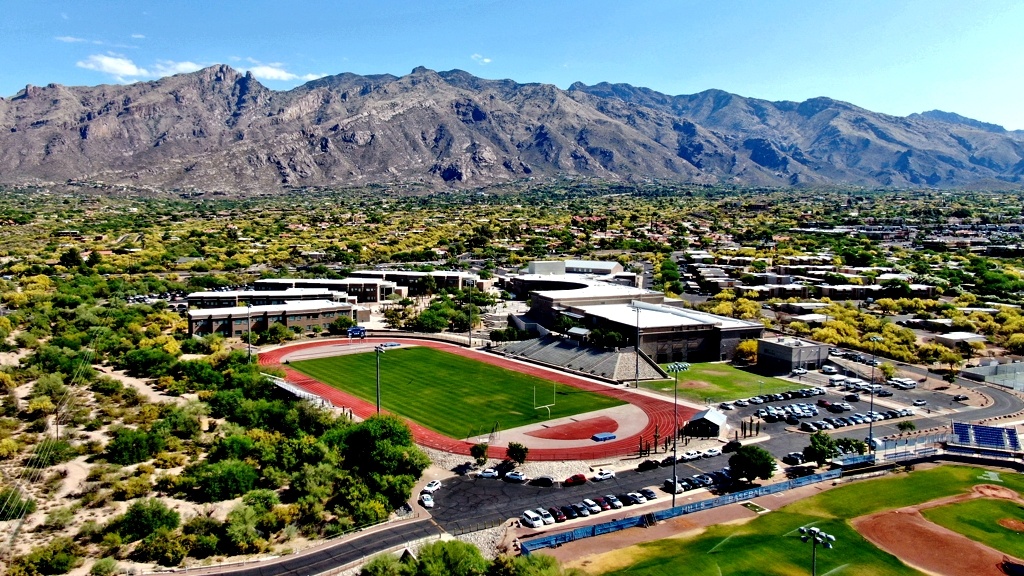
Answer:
2, 0, 1023, 129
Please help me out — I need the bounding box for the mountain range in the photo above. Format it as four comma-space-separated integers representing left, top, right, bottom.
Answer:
1, 64, 1022, 192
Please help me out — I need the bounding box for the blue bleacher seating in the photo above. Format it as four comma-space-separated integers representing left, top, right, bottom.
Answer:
952, 421, 972, 445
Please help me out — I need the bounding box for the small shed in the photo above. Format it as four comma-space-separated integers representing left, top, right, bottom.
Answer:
684, 408, 727, 438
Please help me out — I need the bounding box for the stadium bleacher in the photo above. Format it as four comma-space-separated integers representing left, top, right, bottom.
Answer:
948, 421, 1021, 453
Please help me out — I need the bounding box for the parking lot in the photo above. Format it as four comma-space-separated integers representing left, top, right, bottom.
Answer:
427, 452, 737, 533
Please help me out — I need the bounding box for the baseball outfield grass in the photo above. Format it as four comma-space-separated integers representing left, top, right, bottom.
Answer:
922, 497, 1024, 559
288, 346, 625, 438
592, 465, 1024, 575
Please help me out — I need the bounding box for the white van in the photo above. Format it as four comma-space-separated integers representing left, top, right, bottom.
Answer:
521, 510, 544, 529
828, 376, 847, 387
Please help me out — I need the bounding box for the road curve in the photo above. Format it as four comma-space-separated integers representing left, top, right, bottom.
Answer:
258, 338, 695, 461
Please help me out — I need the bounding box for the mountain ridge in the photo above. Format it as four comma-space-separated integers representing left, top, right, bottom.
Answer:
1, 64, 1022, 192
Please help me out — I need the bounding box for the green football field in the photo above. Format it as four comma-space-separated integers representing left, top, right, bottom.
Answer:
596, 465, 1024, 575
288, 346, 625, 438
644, 362, 807, 404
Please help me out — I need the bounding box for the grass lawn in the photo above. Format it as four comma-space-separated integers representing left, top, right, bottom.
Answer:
593, 465, 1019, 576
288, 346, 624, 438
922, 498, 1024, 559
641, 362, 807, 404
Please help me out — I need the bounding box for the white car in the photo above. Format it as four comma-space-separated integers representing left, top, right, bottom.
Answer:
505, 470, 526, 482
420, 493, 434, 508
792, 368, 808, 375
593, 469, 616, 481
682, 450, 701, 461
821, 366, 838, 375
703, 447, 722, 458
423, 480, 442, 493
582, 498, 601, 514
734, 399, 749, 407
913, 399, 928, 406
718, 402, 734, 410
478, 468, 499, 478
627, 492, 647, 504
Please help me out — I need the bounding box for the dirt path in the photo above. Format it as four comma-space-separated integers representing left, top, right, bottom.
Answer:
95, 365, 185, 406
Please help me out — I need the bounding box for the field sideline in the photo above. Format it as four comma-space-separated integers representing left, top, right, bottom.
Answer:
288, 346, 625, 438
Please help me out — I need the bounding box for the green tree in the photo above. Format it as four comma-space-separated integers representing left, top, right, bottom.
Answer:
727, 445, 776, 483
59, 248, 85, 269
360, 553, 405, 576
411, 540, 488, 576
802, 431, 839, 467
505, 442, 529, 465
107, 498, 180, 542
90, 557, 119, 576
470, 443, 489, 467
836, 437, 867, 455
897, 420, 917, 433
329, 315, 356, 334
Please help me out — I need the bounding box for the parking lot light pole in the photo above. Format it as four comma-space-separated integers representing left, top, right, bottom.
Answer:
246, 303, 252, 364
666, 362, 690, 507
867, 336, 884, 451
799, 526, 835, 576
375, 344, 386, 413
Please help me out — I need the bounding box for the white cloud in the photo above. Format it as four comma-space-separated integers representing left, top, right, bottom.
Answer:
76, 54, 149, 78
153, 60, 204, 76
131, 33, 145, 39
245, 61, 326, 82
471, 53, 492, 65
55, 36, 86, 43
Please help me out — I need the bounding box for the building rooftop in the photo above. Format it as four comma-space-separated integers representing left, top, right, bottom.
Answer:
188, 288, 338, 298
533, 284, 652, 300
759, 336, 825, 348
580, 301, 762, 331
187, 300, 355, 317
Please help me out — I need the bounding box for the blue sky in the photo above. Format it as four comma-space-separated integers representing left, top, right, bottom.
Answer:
3, 0, 1023, 129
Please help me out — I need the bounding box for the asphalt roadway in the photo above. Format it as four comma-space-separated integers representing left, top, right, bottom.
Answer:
193, 518, 440, 576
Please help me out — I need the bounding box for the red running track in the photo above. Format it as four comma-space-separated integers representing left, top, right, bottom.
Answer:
258, 338, 697, 461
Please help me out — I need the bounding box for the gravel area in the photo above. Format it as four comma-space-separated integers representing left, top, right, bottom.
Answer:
454, 525, 508, 559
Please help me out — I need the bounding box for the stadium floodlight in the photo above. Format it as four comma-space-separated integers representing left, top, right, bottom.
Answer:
666, 362, 690, 507
798, 525, 836, 576
375, 344, 386, 413
867, 336, 884, 452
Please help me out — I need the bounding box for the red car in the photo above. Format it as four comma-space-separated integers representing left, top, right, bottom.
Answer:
563, 473, 588, 486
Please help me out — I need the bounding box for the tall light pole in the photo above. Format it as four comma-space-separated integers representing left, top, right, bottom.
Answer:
666, 362, 690, 507
246, 303, 253, 364
867, 336, 883, 451
799, 526, 835, 576
375, 344, 386, 413
634, 305, 641, 388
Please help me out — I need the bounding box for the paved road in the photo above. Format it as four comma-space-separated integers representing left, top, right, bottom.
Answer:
212, 518, 440, 576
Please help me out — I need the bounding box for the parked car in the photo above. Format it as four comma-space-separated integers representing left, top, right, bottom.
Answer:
536, 508, 556, 525
521, 510, 544, 528
572, 502, 591, 517
420, 493, 434, 508
564, 474, 588, 486
592, 469, 616, 481
953, 394, 969, 401
603, 494, 623, 509
478, 468, 499, 478
703, 447, 722, 458
682, 450, 701, 461
617, 493, 636, 506
664, 479, 684, 494
792, 368, 808, 375
782, 452, 805, 465
877, 389, 893, 397
638, 459, 661, 471
593, 497, 612, 511
560, 505, 578, 520
627, 492, 647, 504
548, 506, 567, 522
913, 399, 928, 406
529, 475, 555, 487
582, 498, 601, 514
640, 488, 658, 501
821, 365, 838, 375
845, 393, 861, 402
718, 402, 734, 410
504, 471, 526, 482
423, 480, 442, 493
